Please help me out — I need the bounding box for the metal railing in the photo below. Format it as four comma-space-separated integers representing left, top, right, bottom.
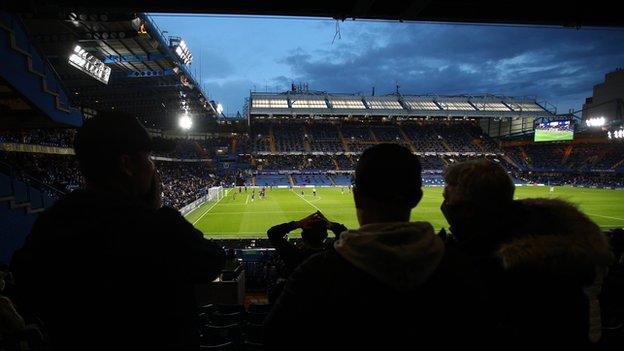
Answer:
0, 160, 64, 208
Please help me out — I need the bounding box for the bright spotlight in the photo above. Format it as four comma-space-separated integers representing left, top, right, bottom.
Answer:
68, 45, 111, 84
179, 114, 192, 130
169, 37, 192, 65
216, 103, 224, 114
585, 117, 606, 127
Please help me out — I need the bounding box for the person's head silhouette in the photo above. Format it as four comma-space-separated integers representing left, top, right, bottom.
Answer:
353, 143, 423, 225
74, 112, 159, 207
441, 159, 514, 241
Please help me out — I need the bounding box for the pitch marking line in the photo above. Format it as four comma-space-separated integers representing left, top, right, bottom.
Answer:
291, 189, 322, 212
586, 213, 624, 222
197, 210, 314, 215
192, 189, 230, 226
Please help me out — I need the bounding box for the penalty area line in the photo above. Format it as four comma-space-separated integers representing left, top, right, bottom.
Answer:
586, 213, 624, 222
192, 189, 229, 226
292, 189, 322, 212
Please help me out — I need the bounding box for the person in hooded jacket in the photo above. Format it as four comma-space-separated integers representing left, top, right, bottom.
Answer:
440, 159, 613, 350
264, 144, 489, 350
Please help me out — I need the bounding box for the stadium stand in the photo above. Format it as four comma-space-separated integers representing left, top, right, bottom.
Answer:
0, 129, 75, 148
2, 4, 624, 351
0, 150, 223, 211
306, 121, 343, 152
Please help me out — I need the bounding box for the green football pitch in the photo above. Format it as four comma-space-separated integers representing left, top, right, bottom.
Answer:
534, 130, 574, 142
185, 186, 624, 239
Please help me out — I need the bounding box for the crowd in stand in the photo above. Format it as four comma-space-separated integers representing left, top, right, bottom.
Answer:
519, 171, 624, 188
1, 114, 624, 351
0, 152, 82, 193
504, 142, 624, 173
250, 120, 502, 153
0, 129, 75, 148
0, 151, 221, 210
157, 161, 218, 209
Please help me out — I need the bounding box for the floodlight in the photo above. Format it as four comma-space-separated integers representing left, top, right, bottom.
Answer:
179, 114, 192, 130
68, 45, 111, 84
217, 103, 224, 114
170, 37, 192, 65
585, 117, 606, 127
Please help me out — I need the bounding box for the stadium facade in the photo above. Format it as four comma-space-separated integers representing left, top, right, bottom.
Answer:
249, 91, 555, 138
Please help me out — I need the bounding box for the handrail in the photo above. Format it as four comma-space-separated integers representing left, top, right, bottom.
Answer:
0, 160, 65, 198
19, 172, 66, 198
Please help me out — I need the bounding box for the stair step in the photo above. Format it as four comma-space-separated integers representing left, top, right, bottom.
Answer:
27, 207, 45, 214
10, 201, 30, 209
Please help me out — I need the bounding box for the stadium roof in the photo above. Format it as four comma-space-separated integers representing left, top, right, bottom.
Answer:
3, 0, 622, 28
15, 12, 218, 129
249, 92, 554, 118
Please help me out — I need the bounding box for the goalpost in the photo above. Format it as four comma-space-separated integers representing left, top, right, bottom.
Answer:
207, 186, 226, 203
180, 186, 226, 216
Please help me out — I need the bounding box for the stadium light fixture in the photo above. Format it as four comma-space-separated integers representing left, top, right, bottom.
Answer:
585, 117, 606, 127
68, 45, 111, 84
170, 37, 192, 65
178, 114, 192, 130
217, 103, 224, 114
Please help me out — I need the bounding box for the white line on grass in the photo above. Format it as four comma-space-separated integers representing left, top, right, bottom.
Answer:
586, 213, 624, 222
195, 210, 314, 215
245, 194, 249, 205
292, 189, 322, 212
192, 189, 229, 226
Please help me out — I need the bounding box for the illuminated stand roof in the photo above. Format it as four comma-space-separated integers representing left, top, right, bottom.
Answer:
249, 92, 554, 119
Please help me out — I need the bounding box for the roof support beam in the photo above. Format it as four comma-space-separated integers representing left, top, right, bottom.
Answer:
126, 69, 175, 78
103, 52, 167, 64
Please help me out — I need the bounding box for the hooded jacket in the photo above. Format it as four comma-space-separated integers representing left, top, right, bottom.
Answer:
265, 221, 489, 350
454, 198, 613, 349
10, 189, 225, 351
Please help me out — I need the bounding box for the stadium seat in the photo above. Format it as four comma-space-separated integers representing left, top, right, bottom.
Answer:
242, 340, 264, 351
200, 341, 237, 350
247, 303, 272, 314
243, 323, 264, 344
215, 304, 246, 314
209, 312, 245, 326
200, 324, 243, 346
244, 312, 268, 325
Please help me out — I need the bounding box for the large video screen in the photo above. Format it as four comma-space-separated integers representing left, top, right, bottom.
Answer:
534, 120, 574, 142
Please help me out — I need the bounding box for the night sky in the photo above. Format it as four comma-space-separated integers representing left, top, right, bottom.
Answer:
152, 14, 624, 117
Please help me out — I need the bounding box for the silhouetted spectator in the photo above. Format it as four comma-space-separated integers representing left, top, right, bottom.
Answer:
441, 159, 613, 349
265, 143, 487, 349
600, 228, 624, 348
0, 269, 25, 336
267, 211, 346, 275
266, 212, 347, 303
10, 113, 225, 351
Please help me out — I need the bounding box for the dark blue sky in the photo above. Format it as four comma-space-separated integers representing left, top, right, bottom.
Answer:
151, 14, 624, 116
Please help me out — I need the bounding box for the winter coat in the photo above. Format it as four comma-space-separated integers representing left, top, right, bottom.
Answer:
457, 198, 613, 349
265, 221, 489, 350
10, 189, 225, 351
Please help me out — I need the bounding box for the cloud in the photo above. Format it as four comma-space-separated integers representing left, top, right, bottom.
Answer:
202, 78, 256, 115
276, 23, 624, 112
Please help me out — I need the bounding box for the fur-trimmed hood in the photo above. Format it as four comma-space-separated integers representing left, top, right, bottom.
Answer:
334, 222, 444, 291
496, 198, 613, 279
